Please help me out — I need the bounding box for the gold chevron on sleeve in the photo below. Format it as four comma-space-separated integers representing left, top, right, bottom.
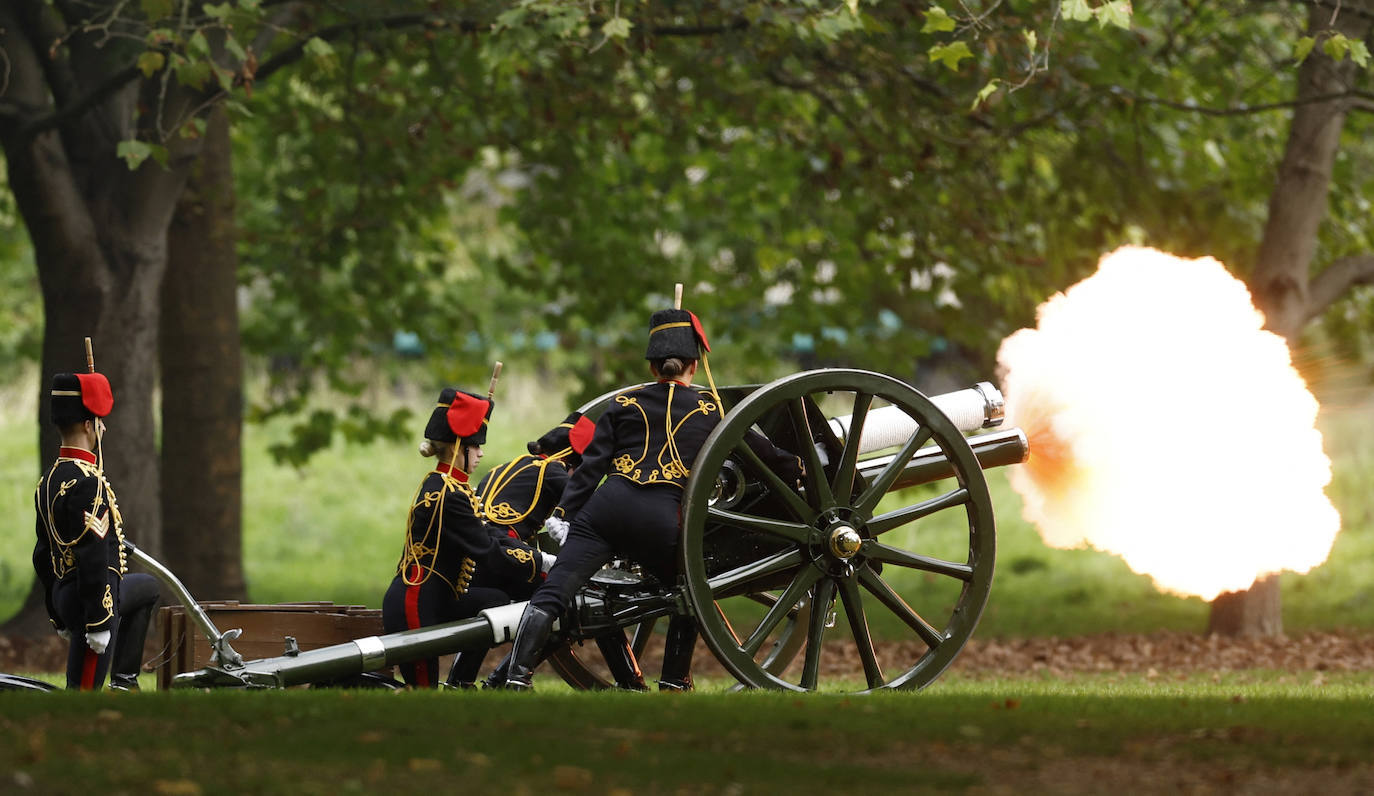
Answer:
84, 509, 110, 539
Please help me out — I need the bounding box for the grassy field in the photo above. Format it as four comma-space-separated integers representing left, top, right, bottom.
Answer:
3, 370, 1374, 640
3, 676, 1373, 794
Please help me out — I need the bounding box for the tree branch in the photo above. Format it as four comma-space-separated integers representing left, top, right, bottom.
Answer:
11, 8, 762, 146
1306, 253, 1374, 322
1109, 87, 1374, 117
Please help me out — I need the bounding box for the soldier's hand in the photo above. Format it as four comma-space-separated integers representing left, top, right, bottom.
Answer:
543, 516, 570, 546
56, 628, 72, 642
539, 551, 557, 574
85, 630, 111, 654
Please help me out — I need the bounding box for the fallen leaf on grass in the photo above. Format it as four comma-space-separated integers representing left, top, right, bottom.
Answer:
153, 779, 202, 795
96, 709, 123, 722
408, 758, 442, 772
553, 765, 593, 789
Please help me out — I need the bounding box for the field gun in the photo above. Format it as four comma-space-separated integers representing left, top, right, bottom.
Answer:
159, 368, 1026, 692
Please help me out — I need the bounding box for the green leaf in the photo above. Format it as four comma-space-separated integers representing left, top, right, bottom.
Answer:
1024, 29, 1037, 53
202, 2, 233, 20
602, 16, 632, 39
971, 78, 1001, 110
1062, 0, 1093, 23
928, 40, 973, 71
845, 0, 860, 16
1095, 0, 1132, 30
137, 50, 165, 78
174, 60, 212, 89
922, 5, 956, 34
223, 33, 247, 62
1322, 33, 1349, 62
141, 0, 174, 21
304, 36, 335, 59
1349, 39, 1370, 68
188, 30, 210, 57
1294, 36, 1316, 63
116, 139, 152, 170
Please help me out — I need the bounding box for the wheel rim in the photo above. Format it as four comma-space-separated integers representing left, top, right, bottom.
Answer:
681, 368, 996, 693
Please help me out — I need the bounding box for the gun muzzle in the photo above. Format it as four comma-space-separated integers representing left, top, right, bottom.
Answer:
828, 382, 1004, 455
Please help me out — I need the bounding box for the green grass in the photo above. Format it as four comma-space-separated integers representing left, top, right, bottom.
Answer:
4, 372, 1374, 640
3, 678, 1374, 794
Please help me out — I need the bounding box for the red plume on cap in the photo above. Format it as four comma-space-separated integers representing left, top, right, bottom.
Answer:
75, 373, 114, 417
569, 415, 596, 454
446, 392, 491, 439
689, 311, 710, 353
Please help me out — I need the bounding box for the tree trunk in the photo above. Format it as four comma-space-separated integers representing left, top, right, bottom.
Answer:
0, 4, 198, 635
161, 107, 247, 600
1208, 2, 1373, 637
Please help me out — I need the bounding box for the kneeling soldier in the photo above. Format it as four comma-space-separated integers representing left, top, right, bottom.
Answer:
381, 385, 555, 688
33, 371, 159, 691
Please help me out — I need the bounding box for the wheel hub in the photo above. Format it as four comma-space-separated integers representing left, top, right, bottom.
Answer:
827, 525, 862, 560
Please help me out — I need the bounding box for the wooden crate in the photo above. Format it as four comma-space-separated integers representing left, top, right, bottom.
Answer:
153, 601, 387, 689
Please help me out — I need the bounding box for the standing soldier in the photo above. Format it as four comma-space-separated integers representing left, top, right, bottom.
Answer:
382, 384, 556, 688
468, 412, 648, 690
502, 305, 802, 691
33, 370, 160, 691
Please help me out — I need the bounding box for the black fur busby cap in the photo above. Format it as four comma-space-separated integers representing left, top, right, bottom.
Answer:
527, 412, 596, 461
51, 372, 114, 427
644, 308, 711, 361
423, 388, 494, 446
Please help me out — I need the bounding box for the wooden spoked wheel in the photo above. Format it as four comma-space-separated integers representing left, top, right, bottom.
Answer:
680, 369, 996, 692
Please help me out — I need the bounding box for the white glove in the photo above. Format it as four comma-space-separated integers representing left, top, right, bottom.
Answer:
539, 551, 557, 574
56, 628, 72, 642
85, 630, 111, 654
813, 441, 831, 468
543, 516, 570, 546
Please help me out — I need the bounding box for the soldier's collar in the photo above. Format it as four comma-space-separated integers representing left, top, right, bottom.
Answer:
435, 461, 470, 483
657, 378, 690, 387
58, 446, 97, 464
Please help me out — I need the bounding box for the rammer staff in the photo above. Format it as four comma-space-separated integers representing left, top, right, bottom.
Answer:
488, 361, 503, 401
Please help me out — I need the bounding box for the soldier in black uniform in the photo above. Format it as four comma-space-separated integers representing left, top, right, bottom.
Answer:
382, 386, 555, 688
33, 372, 161, 691
503, 308, 801, 690
475, 412, 595, 543
467, 412, 648, 690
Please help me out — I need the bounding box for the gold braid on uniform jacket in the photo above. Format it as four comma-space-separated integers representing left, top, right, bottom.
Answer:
610, 383, 720, 486
478, 450, 572, 526
397, 469, 477, 596
37, 457, 127, 582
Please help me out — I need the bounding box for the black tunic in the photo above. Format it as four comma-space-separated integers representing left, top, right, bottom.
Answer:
33, 448, 126, 635
475, 454, 571, 542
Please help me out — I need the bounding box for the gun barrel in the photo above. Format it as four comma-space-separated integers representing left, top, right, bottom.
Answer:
857, 427, 1028, 492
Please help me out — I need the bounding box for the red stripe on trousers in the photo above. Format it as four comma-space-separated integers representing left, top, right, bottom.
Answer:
81, 648, 99, 691
404, 566, 428, 688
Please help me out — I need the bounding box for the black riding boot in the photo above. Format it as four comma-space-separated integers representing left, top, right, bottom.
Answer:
444, 647, 490, 690
595, 630, 647, 691
481, 653, 512, 690
504, 606, 556, 690
658, 614, 697, 692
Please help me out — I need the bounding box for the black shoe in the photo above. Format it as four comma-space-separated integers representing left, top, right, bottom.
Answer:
108, 674, 141, 692
504, 606, 556, 690
481, 654, 512, 690
595, 631, 647, 692
445, 649, 489, 689
659, 614, 697, 693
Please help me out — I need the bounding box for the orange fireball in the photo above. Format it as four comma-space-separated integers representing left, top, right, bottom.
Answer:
996, 246, 1341, 601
